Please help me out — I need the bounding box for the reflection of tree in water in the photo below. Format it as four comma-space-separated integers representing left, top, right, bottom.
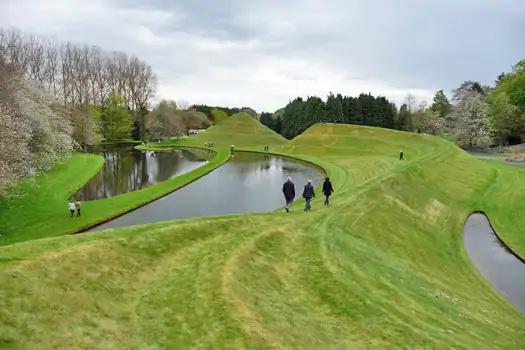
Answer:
75, 148, 207, 200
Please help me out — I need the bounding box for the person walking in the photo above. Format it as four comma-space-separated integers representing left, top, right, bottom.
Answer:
302, 180, 315, 211
282, 176, 295, 212
68, 200, 76, 217
75, 200, 82, 217
399, 149, 404, 160
322, 177, 334, 205
230, 144, 235, 157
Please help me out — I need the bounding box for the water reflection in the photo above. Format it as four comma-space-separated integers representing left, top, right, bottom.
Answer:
463, 213, 525, 313
75, 145, 208, 201
89, 152, 325, 231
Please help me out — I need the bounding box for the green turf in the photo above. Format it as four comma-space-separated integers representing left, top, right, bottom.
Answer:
1, 123, 525, 349
138, 112, 287, 150
0, 147, 230, 246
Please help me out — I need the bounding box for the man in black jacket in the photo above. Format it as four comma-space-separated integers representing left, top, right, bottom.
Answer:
322, 177, 334, 205
282, 176, 295, 212
302, 180, 315, 211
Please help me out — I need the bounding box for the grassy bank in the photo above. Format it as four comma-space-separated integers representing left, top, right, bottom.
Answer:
0, 124, 525, 348
0, 153, 104, 245
138, 113, 287, 150
0, 147, 230, 246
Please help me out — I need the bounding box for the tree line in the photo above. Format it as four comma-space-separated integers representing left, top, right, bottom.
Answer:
260, 59, 525, 149
0, 27, 157, 144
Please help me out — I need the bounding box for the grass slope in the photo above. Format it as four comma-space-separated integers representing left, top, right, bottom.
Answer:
1, 124, 525, 348
0, 148, 230, 246
140, 112, 287, 150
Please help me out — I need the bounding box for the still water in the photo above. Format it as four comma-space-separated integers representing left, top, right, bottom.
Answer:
75, 145, 210, 201
463, 213, 525, 313
89, 152, 325, 231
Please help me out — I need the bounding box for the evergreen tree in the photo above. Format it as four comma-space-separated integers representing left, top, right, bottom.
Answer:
259, 112, 274, 129
397, 104, 411, 131
325, 93, 344, 123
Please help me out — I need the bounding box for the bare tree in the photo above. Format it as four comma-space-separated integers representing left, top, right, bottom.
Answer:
404, 93, 417, 113
0, 27, 157, 112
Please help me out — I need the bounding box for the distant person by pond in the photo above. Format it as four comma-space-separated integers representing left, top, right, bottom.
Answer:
322, 177, 334, 205
230, 144, 235, 157
302, 180, 315, 211
68, 200, 82, 217
399, 150, 404, 160
75, 200, 82, 217
282, 176, 295, 212
264, 146, 269, 151
68, 200, 76, 217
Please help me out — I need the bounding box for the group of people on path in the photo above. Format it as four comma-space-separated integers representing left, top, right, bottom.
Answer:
68, 199, 82, 217
282, 176, 334, 212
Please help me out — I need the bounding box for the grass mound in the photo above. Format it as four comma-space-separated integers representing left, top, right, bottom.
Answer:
143, 112, 287, 149
1, 124, 525, 348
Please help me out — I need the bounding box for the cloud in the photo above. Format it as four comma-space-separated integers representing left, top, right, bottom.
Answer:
1, 0, 523, 111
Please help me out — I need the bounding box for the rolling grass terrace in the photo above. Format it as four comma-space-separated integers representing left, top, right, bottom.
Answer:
137, 112, 287, 150
1, 121, 525, 348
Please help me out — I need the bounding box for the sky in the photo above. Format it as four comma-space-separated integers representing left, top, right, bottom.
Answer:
1, 0, 524, 112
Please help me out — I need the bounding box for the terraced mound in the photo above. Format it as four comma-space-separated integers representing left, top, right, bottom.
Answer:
1, 124, 525, 349
153, 112, 286, 149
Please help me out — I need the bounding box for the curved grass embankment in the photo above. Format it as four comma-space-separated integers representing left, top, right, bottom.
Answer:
0, 147, 230, 246
0, 124, 525, 348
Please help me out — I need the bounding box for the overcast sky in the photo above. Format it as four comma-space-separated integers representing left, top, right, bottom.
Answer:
1, 0, 523, 112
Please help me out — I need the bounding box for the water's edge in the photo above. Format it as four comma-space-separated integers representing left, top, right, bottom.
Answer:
463, 211, 525, 313
467, 211, 525, 264
74, 147, 226, 234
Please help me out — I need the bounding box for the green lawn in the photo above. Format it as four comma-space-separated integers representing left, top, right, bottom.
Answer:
139, 112, 287, 150
1, 123, 525, 348
0, 147, 230, 246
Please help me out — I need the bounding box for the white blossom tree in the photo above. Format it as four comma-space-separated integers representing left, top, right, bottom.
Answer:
449, 89, 492, 148
0, 58, 74, 193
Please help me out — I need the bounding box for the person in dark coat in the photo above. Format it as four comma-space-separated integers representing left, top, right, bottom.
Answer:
282, 176, 295, 212
322, 177, 334, 205
399, 149, 404, 160
302, 180, 315, 211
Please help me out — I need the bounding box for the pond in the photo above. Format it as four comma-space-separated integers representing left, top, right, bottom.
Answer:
88, 152, 325, 232
74, 145, 211, 201
463, 213, 525, 313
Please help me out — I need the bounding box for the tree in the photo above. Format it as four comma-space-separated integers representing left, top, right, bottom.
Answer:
489, 92, 522, 145
325, 92, 344, 123
397, 104, 411, 131
147, 100, 184, 141
0, 58, 74, 192
0, 27, 157, 136
273, 115, 283, 134
259, 112, 274, 129
430, 90, 452, 119
100, 92, 133, 141
449, 89, 492, 148
404, 93, 417, 113
64, 103, 101, 148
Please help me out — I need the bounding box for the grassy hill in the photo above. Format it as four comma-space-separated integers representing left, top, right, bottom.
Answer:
1, 124, 525, 348
145, 112, 287, 149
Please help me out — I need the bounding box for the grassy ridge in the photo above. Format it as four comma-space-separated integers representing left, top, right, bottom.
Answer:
0, 147, 230, 246
0, 124, 524, 348
140, 112, 287, 150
